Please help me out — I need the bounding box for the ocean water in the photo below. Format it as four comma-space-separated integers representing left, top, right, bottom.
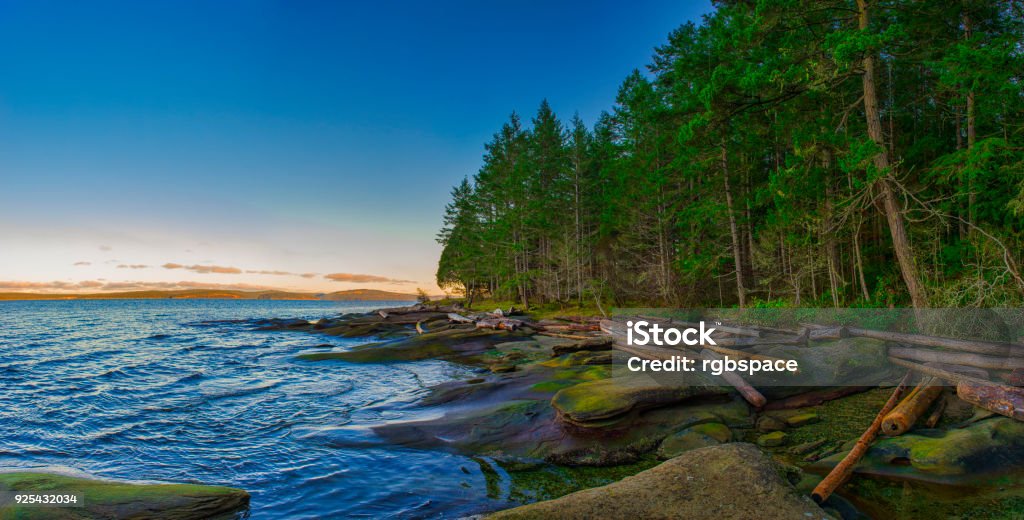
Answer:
0, 299, 509, 518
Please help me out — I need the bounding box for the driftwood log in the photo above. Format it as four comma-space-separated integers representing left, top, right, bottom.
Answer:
811, 371, 914, 504
713, 336, 808, 347
697, 349, 768, 407
881, 376, 944, 436
849, 327, 1024, 357
924, 395, 947, 428
890, 357, 1024, 421
888, 346, 1024, 371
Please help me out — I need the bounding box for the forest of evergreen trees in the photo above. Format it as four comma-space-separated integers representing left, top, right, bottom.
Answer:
436, 0, 1024, 309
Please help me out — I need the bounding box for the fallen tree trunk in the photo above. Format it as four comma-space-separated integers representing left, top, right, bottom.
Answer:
698, 349, 767, 408
889, 357, 1024, 421
849, 327, 1024, 357
713, 335, 807, 347
956, 380, 1024, 422
447, 313, 475, 324
924, 396, 947, 428
812, 371, 913, 504
889, 346, 1024, 371
881, 377, 944, 436
924, 362, 989, 380
807, 326, 849, 341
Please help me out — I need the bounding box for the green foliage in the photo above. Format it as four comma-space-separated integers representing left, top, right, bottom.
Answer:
438, 0, 1024, 308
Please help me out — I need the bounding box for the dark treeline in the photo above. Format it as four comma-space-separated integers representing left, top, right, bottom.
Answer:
437, 0, 1024, 309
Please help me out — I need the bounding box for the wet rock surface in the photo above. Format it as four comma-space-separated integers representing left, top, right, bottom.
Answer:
0, 472, 249, 520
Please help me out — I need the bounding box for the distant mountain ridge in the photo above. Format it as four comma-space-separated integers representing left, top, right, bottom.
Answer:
0, 289, 418, 301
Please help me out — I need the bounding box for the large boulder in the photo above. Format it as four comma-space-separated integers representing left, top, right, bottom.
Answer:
487, 443, 834, 519
0, 472, 249, 519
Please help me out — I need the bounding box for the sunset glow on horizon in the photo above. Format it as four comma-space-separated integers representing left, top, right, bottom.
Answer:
0, 1, 713, 295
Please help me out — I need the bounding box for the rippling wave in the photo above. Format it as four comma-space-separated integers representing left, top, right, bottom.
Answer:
0, 299, 501, 518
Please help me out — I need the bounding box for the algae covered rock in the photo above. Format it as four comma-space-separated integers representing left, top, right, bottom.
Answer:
785, 412, 819, 427
551, 373, 727, 425
0, 472, 249, 519
657, 422, 732, 459
757, 415, 787, 432
810, 417, 1024, 485
758, 431, 788, 447
488, 443, 834, 520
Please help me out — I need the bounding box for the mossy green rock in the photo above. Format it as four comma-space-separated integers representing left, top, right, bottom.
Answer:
810, 417, 1024, 485
657, 422, 732, 459
785, 413, 819, 427
757, 415, 788, 432
0, 472, 249, 519
488, 443, 834, 519
551, 373, 727, 425
758, 431, 788, 447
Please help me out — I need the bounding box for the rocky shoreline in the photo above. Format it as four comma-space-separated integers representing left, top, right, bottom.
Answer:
258, 303, 1024, 519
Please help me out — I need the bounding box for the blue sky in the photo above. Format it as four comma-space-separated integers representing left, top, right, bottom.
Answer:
0, 0, 714, 293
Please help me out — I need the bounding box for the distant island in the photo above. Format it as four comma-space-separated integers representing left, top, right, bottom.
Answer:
0, 289, 418, 301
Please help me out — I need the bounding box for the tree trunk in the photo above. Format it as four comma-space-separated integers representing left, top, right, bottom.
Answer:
853, 224, 871, 301
722, 141, 747, 307
824, 151, 841, 307
965, 9, 977, 227
857, 0, 928, 309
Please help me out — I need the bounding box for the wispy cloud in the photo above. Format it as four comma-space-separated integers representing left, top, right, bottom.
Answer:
99, 245, 112, 252
0, 279, 282, 293
162, 263, 242, 274
73, 261, 91, 266
117, 264, 150, 269
246, 269, 321, 278
324, 272, 415, 284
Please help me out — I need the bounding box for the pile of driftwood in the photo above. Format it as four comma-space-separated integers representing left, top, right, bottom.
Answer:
447, 308, 525, 331
377, 303, 608, 337
596, 315, 1024, 503
600, 317, 1024, 418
